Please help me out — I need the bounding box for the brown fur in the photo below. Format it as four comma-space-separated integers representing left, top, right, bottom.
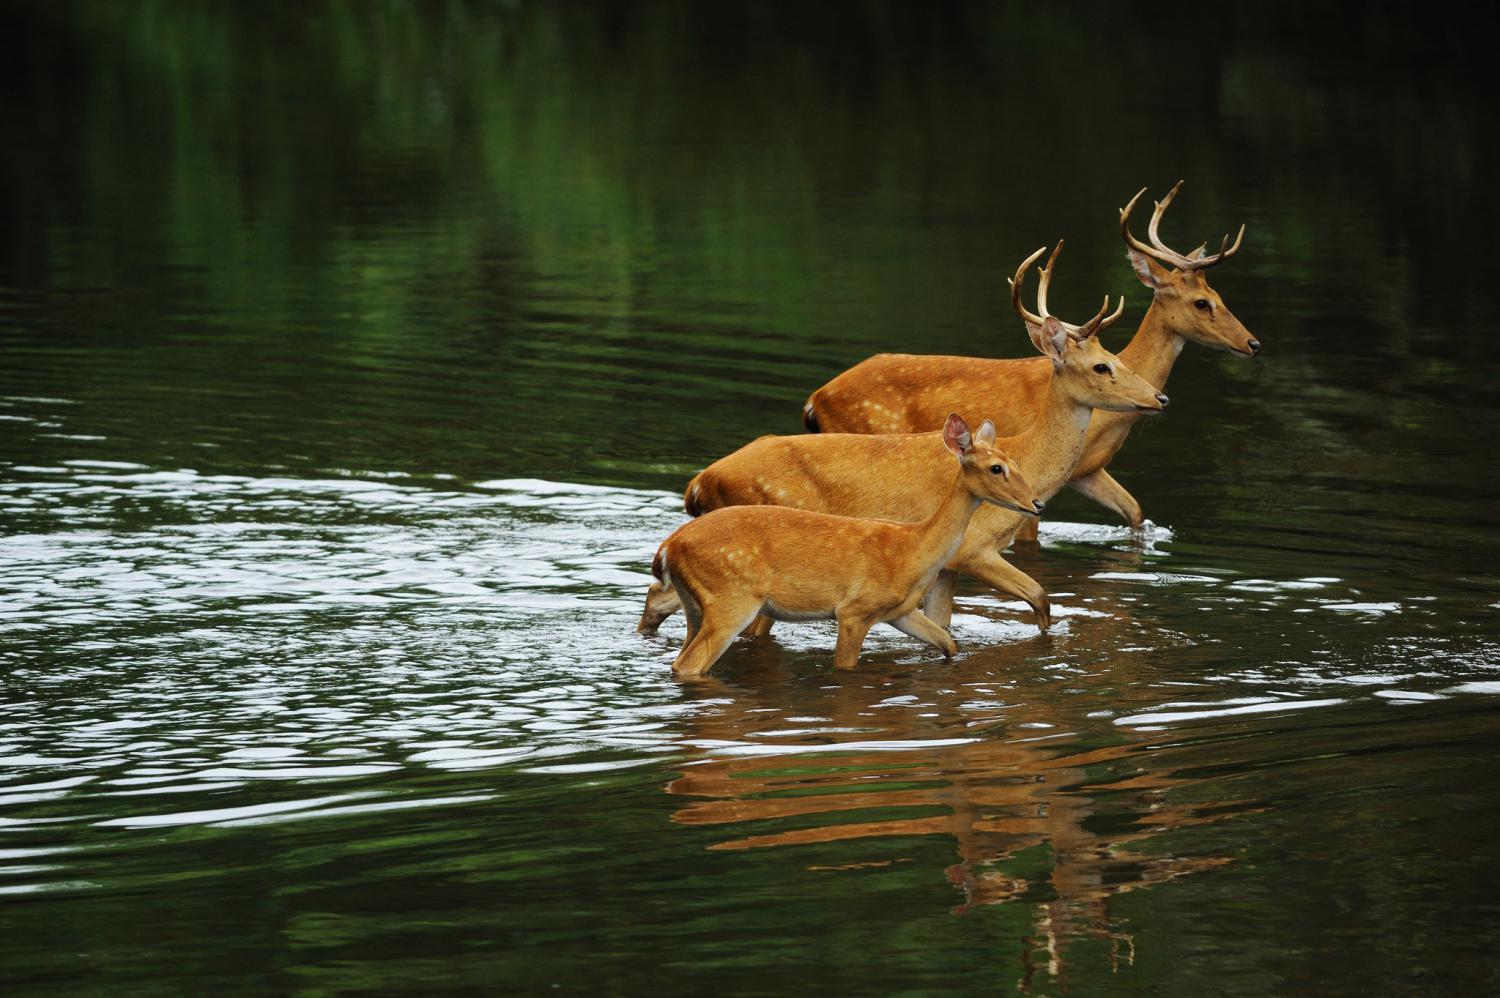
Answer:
652, 416, 1042, 678
637, 314, 1166, 640
804, 217, 1256, 529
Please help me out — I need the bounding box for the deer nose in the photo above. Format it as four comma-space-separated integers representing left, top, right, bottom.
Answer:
1155, 393, 1170, 408
1032, 499, 1046, 514
1246, 338, 1261, 355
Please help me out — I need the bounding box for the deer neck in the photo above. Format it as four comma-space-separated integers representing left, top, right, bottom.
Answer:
1007, 372, 1093, 496
1117, 298, 1186, 393
900, 469, 983, 578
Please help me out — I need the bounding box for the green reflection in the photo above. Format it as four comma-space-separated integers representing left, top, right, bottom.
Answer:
3, 3, 1500, 995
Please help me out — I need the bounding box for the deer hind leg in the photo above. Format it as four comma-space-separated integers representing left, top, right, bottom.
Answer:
675, 575, 704, 644
887, 610, 958, 661
958, 550, 1051, 632
740, 614, 776, 638
671, 594, 764, 679
832, 612, 876, 670
1069, 468, 1144, 529
637, 581, 682, 636
921, 569, 960, 630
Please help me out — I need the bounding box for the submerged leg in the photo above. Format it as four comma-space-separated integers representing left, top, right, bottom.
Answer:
832, 613, 875, 670
671, 596, 763, 679
959, 550, 1051, 631
922, 569, 960, 630
637, 581, 682, 635
1069, 468, 1144, 529
887, 610, 958, 661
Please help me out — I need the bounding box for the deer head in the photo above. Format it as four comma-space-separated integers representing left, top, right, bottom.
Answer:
1120, 182, 1259, 357
1009, 243, 1169, 415
941, 413, 1045, 517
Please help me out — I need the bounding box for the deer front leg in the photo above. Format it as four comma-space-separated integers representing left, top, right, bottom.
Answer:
1068, 467, 1143, 529
887, 610, 958, 661
956, 549, 1051, 631
637, 581, 682, 635
832, 613, 875, 670
921, 569, 959, 630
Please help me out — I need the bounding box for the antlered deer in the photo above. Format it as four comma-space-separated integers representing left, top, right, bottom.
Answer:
639, 244, 1166, 638
802, 182, 1255, 534
651, 414, 1043, 678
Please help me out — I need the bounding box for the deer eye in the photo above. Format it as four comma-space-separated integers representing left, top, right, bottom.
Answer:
989, 464, 1007, 478
1193, 298, 1211, 311
1092, 363, 1110, 375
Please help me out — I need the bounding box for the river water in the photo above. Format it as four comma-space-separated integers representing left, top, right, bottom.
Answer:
3, 3, 1498, 994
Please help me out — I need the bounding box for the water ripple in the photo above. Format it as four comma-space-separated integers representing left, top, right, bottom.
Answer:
4, 462, 1500, 889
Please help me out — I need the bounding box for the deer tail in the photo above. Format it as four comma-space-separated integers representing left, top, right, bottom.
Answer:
684, 478, 706, 518
802, 399, 821, 432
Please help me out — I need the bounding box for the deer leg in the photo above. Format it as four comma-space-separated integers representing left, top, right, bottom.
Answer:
672, 596, 763, 679
677, 579, 703, 644
888, 610, 958, 661
832, 613, 875, 670
1069, 468, 1144, 529
1012, 515, 1041, 545
958, 550, 1051, 631
637, 581, 682, 636
740, 614, 776, 638
922, 569, 960, 630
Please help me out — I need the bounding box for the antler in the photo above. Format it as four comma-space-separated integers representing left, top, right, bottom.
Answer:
1120, 180, 1245, 271
1076, 294, 1125, 339
1008, 240, 1124, 341
1008, 244, 1052, 328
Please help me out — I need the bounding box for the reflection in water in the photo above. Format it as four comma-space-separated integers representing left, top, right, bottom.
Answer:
665, 634, 1258, 987
4, 463, 1500, 989
4, 2, 1500, 988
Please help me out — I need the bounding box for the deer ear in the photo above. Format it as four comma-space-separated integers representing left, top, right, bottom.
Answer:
941, 413, 972, 457
975, 419, 996, 448
1037, 316, 1068, 371
1025, 319, 1067, 368
1127, 247, 1169, 289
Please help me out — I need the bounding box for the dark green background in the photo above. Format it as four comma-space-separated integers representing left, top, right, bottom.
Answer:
3, 3, 1498, 994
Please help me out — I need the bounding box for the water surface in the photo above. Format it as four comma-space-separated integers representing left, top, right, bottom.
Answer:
3, 3, 1499, 994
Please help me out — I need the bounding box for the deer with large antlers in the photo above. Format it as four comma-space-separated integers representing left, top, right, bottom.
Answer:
801, 182, 1256, 534
639, 245, 1166, 640
650, 413, 1043, 678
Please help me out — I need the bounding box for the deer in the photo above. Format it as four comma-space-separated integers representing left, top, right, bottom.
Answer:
650, 413, 1043, 678
800, 182, 1256, 538
638, 243, 1167, 640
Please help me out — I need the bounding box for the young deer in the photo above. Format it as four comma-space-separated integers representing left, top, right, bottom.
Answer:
651, 414, 1043, 678
801, 182, 1256, 535
638, 245, 1166, 637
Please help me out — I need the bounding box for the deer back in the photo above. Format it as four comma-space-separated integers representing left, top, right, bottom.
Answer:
804, 353, 1053, 436
687, 431, 959, 522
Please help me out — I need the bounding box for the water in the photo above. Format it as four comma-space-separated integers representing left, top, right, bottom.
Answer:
3, 3, 1499, 993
